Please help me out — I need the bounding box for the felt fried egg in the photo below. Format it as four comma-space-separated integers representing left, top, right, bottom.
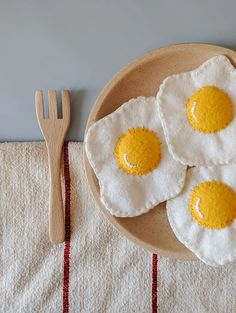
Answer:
85, 96, 186, 217
157, 55, 236, 166
167, 165, 236, 266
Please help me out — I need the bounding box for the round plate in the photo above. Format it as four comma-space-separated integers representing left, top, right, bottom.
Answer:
84, 43, 236, 259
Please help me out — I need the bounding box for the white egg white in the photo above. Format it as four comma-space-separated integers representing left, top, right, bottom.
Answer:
157, 55, 236, 166
85, 96, 187, 217
167, 165, 236, 266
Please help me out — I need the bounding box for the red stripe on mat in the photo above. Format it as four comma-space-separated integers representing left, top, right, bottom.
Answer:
63, 142, 71, 313
152, 254, 158, 313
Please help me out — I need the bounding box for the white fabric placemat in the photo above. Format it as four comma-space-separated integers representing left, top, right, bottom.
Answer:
0, 142, 236, 313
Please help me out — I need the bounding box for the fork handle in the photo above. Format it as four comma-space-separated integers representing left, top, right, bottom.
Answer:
47, 144, 65, 243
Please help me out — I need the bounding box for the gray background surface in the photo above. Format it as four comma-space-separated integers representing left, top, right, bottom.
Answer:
1, 0, 236, 142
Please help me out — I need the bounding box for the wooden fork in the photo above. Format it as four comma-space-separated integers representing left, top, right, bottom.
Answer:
35, 90, 71, 243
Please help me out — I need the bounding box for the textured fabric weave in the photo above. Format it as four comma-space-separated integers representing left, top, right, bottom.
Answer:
0, 142, 236, 313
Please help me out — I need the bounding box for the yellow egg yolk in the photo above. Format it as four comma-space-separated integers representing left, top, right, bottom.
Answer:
186, 86, 234, 133
115, 127, 161, 175
189, 181, 236, 229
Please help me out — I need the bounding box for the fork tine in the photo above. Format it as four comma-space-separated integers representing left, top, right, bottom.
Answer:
35, 90, 44, 121
48, 90, 58, 119
61, 90, 70, 121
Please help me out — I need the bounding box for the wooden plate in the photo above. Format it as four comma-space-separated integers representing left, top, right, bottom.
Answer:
84, 43, 236, 259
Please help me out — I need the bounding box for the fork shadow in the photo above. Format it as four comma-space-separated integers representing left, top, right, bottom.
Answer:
66, 89, 87, 142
